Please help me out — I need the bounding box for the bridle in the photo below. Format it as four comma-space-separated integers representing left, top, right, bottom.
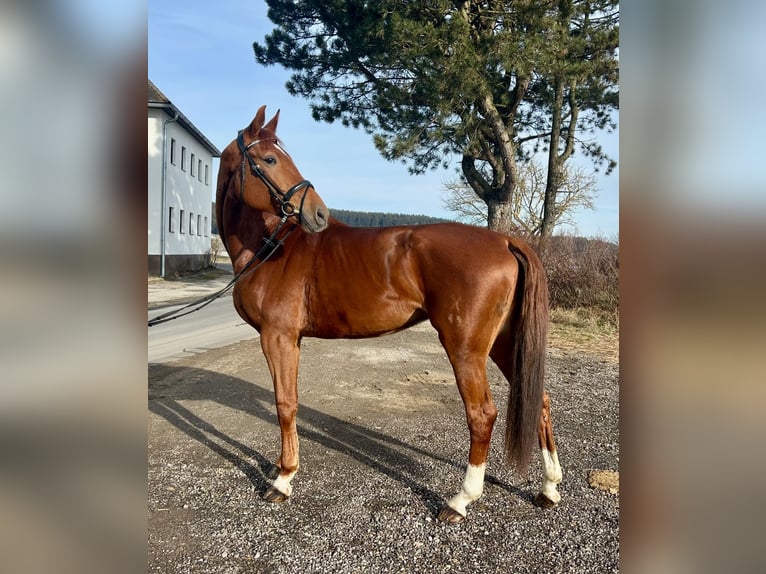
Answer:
147, 131, 313, 328
236, 129, 313, 221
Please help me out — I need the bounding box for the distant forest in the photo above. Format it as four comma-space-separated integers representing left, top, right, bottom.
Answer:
211, 203, 450, 234
330, 208, 451, 227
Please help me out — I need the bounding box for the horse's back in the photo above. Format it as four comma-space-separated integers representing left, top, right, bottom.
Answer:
316, 221, 521, 288
409, 221, 519, 260
322, 220, 516, 255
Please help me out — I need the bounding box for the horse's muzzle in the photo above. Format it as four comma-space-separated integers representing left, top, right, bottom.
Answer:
301, 203, 329, 233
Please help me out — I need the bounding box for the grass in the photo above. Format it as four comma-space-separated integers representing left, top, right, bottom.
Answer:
548, 307, 619, 363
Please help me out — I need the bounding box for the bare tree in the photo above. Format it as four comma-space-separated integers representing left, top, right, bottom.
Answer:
443, 161, 597, 235
206, 235, 224, 267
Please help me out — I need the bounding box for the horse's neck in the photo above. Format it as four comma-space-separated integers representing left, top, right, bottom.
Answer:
226, 208, 292, 273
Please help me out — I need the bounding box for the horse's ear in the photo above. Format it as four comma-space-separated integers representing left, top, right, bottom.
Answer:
247, 105, 268, 138
263, 109, 280, 134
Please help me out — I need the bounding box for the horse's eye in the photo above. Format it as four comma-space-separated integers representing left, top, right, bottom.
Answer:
264, 156, 277, 166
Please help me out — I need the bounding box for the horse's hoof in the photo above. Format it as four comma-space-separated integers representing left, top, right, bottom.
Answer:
263, 486, 289, 504
437, 506, 465, 523
533, 492, 558, 509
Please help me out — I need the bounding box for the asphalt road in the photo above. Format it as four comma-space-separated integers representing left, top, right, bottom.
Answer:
148, 296, 259, 363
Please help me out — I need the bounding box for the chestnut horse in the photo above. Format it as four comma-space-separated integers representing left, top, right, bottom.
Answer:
216, 107, 562, 522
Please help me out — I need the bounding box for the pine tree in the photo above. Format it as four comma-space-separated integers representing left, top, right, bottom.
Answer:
254, 1, 617, 233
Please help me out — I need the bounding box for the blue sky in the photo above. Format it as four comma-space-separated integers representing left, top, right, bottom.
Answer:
149, 0, 618, 238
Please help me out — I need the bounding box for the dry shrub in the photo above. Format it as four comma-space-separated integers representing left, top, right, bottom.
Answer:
533, 235, 619, 325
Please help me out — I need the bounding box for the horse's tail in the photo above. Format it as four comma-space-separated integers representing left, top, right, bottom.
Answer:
504, 239, 549, 475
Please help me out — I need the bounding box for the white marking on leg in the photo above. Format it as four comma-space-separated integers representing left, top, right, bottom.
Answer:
271, 470, 296, 497
540, 448, 562, 503
446, 463, 486, 517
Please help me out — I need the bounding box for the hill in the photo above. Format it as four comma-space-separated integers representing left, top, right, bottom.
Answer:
211, 204, 451, 234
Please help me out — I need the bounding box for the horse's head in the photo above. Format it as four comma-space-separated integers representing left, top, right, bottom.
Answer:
220, 106, 329, 233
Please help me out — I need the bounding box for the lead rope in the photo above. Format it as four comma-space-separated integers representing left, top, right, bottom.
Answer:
148, 216, 295, 327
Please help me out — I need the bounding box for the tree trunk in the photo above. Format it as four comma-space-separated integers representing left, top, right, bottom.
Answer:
487, 197, 515, 234
540, 77, 564, 238
461, 154, 518, 236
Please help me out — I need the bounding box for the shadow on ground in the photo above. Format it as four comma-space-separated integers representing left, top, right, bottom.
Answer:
148, 363, 531, 518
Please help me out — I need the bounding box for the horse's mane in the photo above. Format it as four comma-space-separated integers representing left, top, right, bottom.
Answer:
215, 145, 237, 255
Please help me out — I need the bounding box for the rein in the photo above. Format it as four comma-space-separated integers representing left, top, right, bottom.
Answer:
148, 130, 311, 328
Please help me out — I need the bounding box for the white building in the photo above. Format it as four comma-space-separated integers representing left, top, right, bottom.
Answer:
148, 80, 221, 277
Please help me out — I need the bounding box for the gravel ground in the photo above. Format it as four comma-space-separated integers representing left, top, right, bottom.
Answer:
148, 322, 619, 573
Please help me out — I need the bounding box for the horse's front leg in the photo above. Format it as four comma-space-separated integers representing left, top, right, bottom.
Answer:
260, 329, 301, 503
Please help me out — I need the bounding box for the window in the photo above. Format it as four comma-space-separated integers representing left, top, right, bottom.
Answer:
197, 214, 202, 236
204, 164, 209, 185
179, 210, 185, 233
190, 153, 196, 176
198, 159, 202, 181
181, 146, 187, 171
168, 206, 174, 232
170, 139, 176, 165
189, 212, 194, 235
204, 216, 208, 236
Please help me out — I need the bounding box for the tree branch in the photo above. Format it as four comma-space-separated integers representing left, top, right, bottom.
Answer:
461, 154, 492, 201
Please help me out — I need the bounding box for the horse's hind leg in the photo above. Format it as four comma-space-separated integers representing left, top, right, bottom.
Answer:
260, 329, 302, 503
490, 329, 562, 509
436, 348, 498, 523
534, 391, 563, 508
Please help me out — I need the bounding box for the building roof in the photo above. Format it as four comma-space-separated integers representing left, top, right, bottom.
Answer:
148, 80, 221, 157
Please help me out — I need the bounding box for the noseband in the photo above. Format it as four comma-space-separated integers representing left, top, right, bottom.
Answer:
236, 130, 313, 220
